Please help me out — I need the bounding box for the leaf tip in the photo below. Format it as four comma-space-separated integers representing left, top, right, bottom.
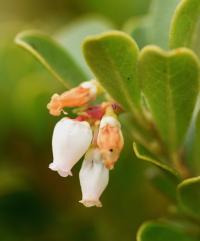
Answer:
136, 221, 154, 241
14, 30, 41, 46
82, 30, 139, 53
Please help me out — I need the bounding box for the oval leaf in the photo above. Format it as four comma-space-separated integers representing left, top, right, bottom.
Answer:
125, 0, 179, 49
170, 0, 200, 56
178, 176, 200, 218
186, 110, 200, 175
138, 46, 200, 151
148, 0, 179, 49
123, 16, 150, 48
133, 142, 180, 178
137, 222, 198, 241
15, 31, 87, 88
83, 31, 142, 117
146, 168, 177, 201
56, 16, 113, 77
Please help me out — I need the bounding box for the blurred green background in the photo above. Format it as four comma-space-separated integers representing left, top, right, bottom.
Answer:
0, 0, 171, 240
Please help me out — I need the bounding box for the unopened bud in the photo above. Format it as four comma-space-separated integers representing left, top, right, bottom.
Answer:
97, 115, 124, 169
47, 80, 97, 116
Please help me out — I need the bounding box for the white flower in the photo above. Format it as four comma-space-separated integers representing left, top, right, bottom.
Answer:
79, 148, 109, 207
49, 118, 93, 177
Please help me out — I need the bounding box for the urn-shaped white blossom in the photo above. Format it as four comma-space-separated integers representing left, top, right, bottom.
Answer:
79, 148, 109, 207
49, 118, 93, 177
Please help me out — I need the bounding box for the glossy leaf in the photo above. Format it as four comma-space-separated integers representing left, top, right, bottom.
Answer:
133, 142, 179, 178
15, 31, 87, 88
137, 222, 198, 241
178, 176, 200, 218
138, 46, 200, 152
83, 31, 142, 117
170, 0, 200, 57
56, 16, 113, 76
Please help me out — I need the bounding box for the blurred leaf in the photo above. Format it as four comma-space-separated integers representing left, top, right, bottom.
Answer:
125, 0, 179, 48
0, 43, 34, 139
138, 46, 199, 152
178, 176, 200, 219
56, 16, 114, 77
83, 31, 142, 118
146, 168, 177, 201
0, 39, 62, 145
133, 142, 179, 178
121, 113, 162, 156
148, 0, 179, 48
15, 31, 87, 88
170, 0, 200, 57
84, 0, 151, 25
137, 222, 198, 241
185, 112, 200, 175
123, 16, 150, 48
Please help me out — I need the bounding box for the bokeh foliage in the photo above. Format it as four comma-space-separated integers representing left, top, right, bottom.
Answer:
1, 0, 200, 241
0, 1, 166, 241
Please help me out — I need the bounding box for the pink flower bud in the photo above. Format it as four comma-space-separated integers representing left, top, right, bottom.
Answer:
79, 148, 109, 207
49, 118, 92, 177
97, 116, 124, 169
47, 80, 97, 116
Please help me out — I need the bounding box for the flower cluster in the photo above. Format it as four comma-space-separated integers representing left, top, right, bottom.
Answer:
47, 80, 124, 207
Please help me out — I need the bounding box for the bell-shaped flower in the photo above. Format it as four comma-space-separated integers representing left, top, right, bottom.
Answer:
97, 115, 124, 169
79, 148, 109, 207
49, 118, 93, 177
47, 80, 98, 116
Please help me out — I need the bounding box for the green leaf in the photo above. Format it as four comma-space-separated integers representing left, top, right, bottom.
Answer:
15, 31, 88, 88
138, 46, 200, 152
146, 168, 177, 201
192, 111, 200, 173
170, 0, 200, 57
123, 16, 150, 48
186, 110, 200, 175
83, 31, 142, 117
148, 0, 180, 49
133, 142, 180, 178
178, 176, 200, 218
137, 222, 198, 241
120, 113, 160, 157
124, 0, 180, 49
56, 16, 113, 77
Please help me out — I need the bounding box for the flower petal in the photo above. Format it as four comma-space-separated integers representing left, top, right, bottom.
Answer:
49, 118, 93, 177
79, 148, 109, 207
